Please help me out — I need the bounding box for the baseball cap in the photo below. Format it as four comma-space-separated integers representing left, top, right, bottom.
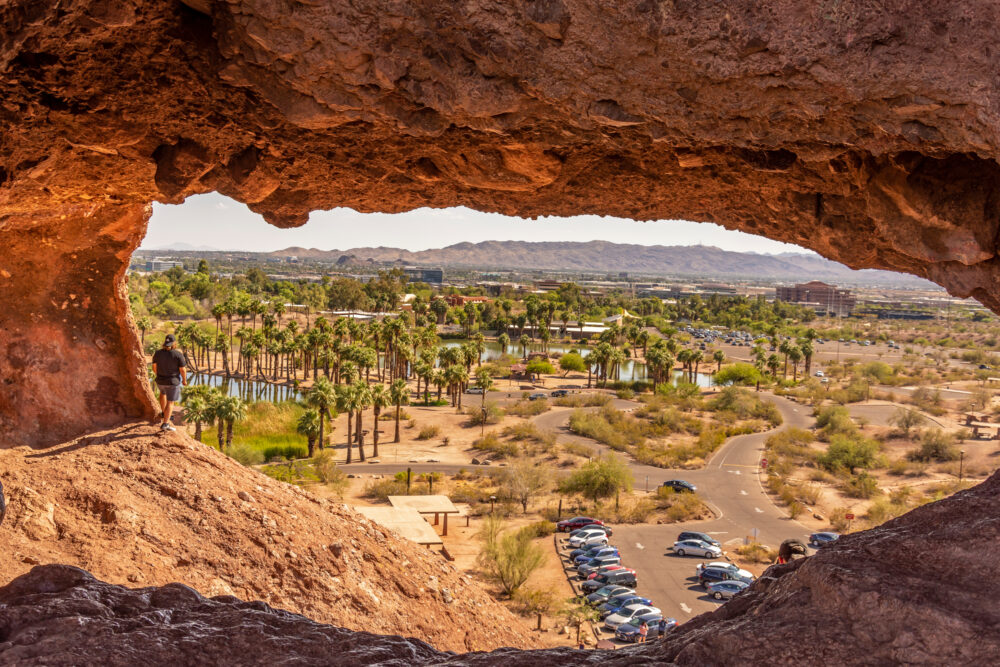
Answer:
164, 334, 176, 346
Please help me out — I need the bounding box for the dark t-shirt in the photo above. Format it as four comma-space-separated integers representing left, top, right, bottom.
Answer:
152, 348, 187, 385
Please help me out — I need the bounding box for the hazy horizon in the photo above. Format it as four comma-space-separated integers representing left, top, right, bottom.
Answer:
142, 192, 815, 256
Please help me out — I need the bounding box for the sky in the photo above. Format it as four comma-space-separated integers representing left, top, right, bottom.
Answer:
142, 192, 811, 255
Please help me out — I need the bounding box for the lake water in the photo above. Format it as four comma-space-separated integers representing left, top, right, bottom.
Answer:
187, 373, 304, 402
441, 339, 712, 387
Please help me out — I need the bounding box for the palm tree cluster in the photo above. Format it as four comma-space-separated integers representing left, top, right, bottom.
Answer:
750, 329, 816, 381
181, 386, 248, 449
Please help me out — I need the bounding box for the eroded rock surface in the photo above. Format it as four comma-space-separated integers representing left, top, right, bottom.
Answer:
0, 426, 535, 654
3, 469, 999, 665
4, 2, 1000, 444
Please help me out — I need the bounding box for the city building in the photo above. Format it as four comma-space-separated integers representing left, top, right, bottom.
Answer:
403, 266, 444, 284
443, 294, 491, 307
145, 258, 184, 272
776, 281, 856, 316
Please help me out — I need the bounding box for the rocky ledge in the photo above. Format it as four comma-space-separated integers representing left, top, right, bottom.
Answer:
3, 469, 998, 666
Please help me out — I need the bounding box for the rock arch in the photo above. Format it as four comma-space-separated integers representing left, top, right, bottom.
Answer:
2, 0, 1000, 448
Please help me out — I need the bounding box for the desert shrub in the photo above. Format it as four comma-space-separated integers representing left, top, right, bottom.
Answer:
312, 450, 347, 489
417, 424, 441, 440
226, 443, 265, 466
362, 477, 409, 500
478, 516, 546, 596
709, 387, 782, 426
734, 542, 777, 564
843, 471, 880, 499
815, 405, 858, 440
887, 458, 929, 477
260, 460, 320, 484
473, 432, 520, 458
506, 399, 550, 417
797, 484, 822, 505
518, 520, 556, 539
511, 587, 559, 616
906, 429, 960, 462
380, 409, 410, 421
502, 422, 543, 441
655, 486, 710, 522
262, 444, 308, 461
819, 435, 881, 474
554, 393, 611, 407
562, 441, 596, 458
787, 500, 804, 518
828, 506, 851, 532
448, 481, 489, 504
615, 388, 635, 400
464, 401, 504, 426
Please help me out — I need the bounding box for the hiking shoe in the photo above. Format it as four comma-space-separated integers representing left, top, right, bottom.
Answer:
161, 423, 176, 432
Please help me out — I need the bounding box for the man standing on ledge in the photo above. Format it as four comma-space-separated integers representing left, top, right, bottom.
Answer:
152, 333, 187, 432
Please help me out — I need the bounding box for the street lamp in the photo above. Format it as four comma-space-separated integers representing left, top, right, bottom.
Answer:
489, 495, 497, 514
959, 450, 965, 483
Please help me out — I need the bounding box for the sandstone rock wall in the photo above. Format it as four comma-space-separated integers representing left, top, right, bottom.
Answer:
3, 2, 1000, 437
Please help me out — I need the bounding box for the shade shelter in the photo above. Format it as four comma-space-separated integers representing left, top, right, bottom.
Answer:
388, 495, 461, 536
354, 506, 443, 547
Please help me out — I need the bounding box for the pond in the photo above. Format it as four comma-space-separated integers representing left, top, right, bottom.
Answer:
187, 373, 304, 402
440, 339, 713, 387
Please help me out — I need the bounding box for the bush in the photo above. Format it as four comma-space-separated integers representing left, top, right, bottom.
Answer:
553, 393, 611, 408
363, 477, 409, 500
312, 450, 349, 497
828, 506, 852, 532
615, 388, 635, 400
473, 432, 520, 459
655, 486, 710, 522
815, 405, 858, 440
506, 399, 550, 417
511, 587, 559, 616
562, 441, 596, 458
519, 520, 556, 539
416, 424, 440, 440
843, 471, 880, 499
818, 435, 881, 474
262, 444, 308, 461
464, 401, 504, 426
734, 542, 777, 564
226, 443, 265, 466
906, 429, 960, 462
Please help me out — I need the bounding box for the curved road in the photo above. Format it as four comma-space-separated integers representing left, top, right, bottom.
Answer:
342, 391, 818, 622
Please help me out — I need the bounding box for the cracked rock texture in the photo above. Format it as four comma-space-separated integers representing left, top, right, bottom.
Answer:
0, 426, 535, 654
3, 468, 999, 665
4, 1, 1000, 444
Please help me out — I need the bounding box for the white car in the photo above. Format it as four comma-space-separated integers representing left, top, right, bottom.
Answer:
603, 604, 661, 631
695, 562, 753, 580
568, 529, 609, 548
814, 370, 824, 377
673, 539, 721, 558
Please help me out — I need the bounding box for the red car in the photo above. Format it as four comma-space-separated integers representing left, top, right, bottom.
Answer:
557, 516, 603, 532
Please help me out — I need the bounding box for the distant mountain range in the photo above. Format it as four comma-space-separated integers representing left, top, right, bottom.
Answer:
269, 241, 933, 286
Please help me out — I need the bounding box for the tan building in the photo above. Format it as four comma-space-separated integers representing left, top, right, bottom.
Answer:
776, 281, 855, 316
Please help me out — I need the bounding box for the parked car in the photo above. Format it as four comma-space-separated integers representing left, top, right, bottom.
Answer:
809, 532, 840, 548
603, 604, 661, 631
585, 565, 633, 581
569, 524, 612, 538
598, 593, 652, 617
814, 370, 824, 377
661, 479, 697, 493
678, 531, 719, 547
467, 386, 484, 394
569, 543, 618, 561
528, 392, 548, 401
573, 546, 619, 564
550, 389, 569, 397
672, 539, 722, 558
581, 570, 637, 593
706, 580, 750, 600
557, 516, 602, 532
569, 531, 609, 549
578, 556, 622, 578
698, 566, 754, 587
585, 585, 633, 606
616, 617, 677, 642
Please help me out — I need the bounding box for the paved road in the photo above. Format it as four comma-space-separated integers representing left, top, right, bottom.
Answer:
345, 391, 820, 627
551, 393, 817, 624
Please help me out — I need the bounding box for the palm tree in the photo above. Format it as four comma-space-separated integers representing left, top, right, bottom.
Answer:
353, 380, 371, 461
297, 408, 322, 457
779, 340, 793, 378
307, 377, 337, 451
216, 396, 247, 448
766, 353, 781, 378
181, 390, 215, 442
475, 368, 494, 436
788, 346, 803, 381
497, 332, 510, 355
799, 339, 815, 376
471, 332, 486, 366
518, 333, 531, 359
136, 316, 151, 345
713, 349, 726, 372
389, 378, 409, 444
369, 384, 391, 458
336, 384, 359, 464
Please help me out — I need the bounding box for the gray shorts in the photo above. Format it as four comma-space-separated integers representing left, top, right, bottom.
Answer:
157, 384, 181, 402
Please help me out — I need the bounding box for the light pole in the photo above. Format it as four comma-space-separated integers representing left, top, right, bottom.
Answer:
489, 495, 497, 515
959, 450, 965, 483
